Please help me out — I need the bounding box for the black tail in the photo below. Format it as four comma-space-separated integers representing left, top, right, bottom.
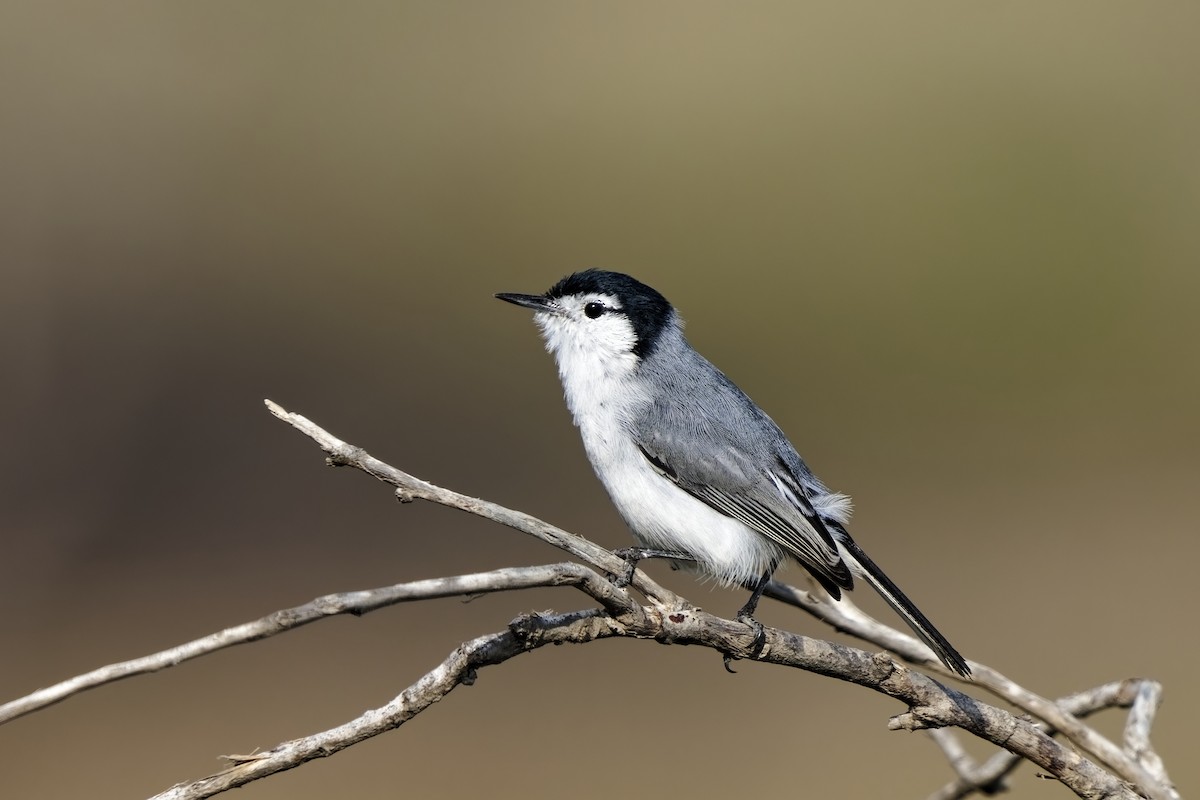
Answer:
840, 538, 971, 677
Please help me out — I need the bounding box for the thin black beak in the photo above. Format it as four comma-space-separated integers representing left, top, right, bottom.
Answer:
495, 292, 556, 312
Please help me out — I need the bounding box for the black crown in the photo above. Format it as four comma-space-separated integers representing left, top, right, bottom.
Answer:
546, 269, 674, 359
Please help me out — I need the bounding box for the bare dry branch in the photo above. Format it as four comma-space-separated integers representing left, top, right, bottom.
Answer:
1, 400, 1176, 800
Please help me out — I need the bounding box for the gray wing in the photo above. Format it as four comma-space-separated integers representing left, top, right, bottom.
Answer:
630, 359, 853, 593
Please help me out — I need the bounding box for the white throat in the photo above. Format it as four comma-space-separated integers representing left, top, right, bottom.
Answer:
533, 305, 648, 426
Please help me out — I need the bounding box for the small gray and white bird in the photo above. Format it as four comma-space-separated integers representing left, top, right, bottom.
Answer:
497, 269, 970, 677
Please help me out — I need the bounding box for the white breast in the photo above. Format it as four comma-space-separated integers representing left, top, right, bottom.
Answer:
565, 372, 781, 587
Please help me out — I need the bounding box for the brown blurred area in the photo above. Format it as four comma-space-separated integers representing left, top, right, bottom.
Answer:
2, 3, 1197, 797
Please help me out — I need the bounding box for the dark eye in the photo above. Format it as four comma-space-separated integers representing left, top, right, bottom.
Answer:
584, 301, 606, 319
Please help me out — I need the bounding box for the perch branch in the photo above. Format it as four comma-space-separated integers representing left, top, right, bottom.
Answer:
1, 401, 1173, 800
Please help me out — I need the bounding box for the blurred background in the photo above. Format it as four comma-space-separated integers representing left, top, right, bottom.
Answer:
2, 2, 1197, 797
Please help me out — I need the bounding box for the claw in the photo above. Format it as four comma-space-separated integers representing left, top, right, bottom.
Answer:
738, 613, 768, 658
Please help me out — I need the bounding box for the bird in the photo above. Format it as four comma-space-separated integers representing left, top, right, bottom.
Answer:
496, 269, 970, 677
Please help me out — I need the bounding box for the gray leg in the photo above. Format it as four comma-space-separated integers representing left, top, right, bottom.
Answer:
724, 562, 777, 673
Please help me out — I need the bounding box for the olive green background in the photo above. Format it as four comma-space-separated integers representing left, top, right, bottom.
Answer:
2, 3, 1197, 798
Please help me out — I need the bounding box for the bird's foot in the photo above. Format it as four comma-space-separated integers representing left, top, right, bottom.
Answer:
722, 611, 768, 673
609, 547, 689, 588
609, 547, 645, 587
